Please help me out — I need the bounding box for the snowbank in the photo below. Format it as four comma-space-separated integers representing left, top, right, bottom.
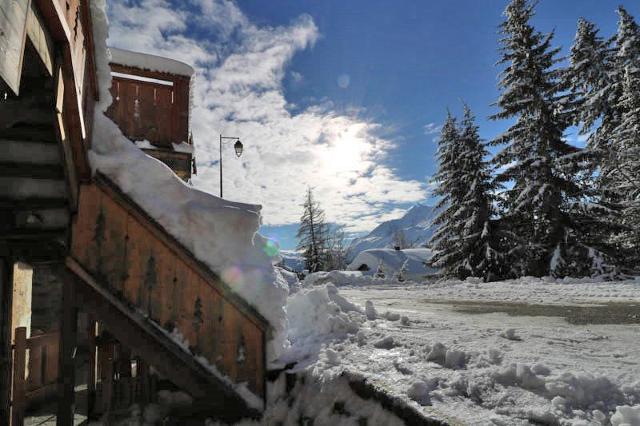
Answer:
283, 284, 363, 365
90, 1, 288, 362
347, 248, 434, 280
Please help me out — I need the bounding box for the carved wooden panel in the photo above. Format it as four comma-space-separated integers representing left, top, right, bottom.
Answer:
71, 178, 267, 398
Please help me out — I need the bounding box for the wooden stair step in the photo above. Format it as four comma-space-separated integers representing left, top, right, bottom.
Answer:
0, 162, 65, 180
0, 197, 68, 210
0, 139, 62, 165
0, 125, 57, 143
0, 228, 67, 241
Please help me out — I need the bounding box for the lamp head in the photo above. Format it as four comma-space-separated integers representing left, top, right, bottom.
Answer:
234, 140, 243, 157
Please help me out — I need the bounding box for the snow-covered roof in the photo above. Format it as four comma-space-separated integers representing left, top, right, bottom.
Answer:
109, 47, 195, 77
347, 248, 434, 278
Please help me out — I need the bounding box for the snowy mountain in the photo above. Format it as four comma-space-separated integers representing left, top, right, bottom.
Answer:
279, 250, 305, 272
347, 248, 435, 280
347, 204, 437, 261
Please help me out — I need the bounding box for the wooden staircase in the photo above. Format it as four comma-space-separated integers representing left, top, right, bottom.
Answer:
0, 45, 70, 264
2, 39, 270, 424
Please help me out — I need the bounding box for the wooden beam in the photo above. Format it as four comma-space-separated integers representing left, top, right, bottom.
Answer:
0, 162, 64, 180
56, 268, 77, 426
86, 317, 97, 418
33, 0, 92, 182
0, 258, 13, 426
11, 327, 27, 426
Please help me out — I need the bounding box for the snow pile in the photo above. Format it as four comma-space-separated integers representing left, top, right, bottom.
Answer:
303, 270, 365, 287
611, 405, 640, 425
347, 248, 434, 281
276, 267, 301, 294
206, 371, 406, 426
90, 1, 288, 361
283, 285, 363, 364
303, 269, 422, 287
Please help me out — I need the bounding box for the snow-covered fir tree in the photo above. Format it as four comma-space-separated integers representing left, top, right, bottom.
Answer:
427, 112, 465, 278
296, 188, 329, 273
564, 18, 615, 153
395, 260, 408, 282
326, 225, 348, 271
563, 7, 640, 273
609, 65, 640, 267
428, 106, 506, 281
491, 0, 608, 277
374, 260, 386, 279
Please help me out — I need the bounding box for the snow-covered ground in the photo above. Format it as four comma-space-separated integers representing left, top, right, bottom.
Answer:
261, 276, 640, 425
329, 278, 640, 425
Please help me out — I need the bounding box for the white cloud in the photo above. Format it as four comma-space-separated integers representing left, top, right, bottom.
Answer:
424, 122, 442, 136
107, 0, 426, 233
290, 71, 303, 84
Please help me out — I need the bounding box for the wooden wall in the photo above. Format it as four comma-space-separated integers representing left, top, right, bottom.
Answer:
107, 64, 191, 149
70, 177, 267, 398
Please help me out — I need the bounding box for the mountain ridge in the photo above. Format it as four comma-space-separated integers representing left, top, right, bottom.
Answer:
347, 204, 437, 261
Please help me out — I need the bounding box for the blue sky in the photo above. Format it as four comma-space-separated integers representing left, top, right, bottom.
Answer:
107, 0, 640, 250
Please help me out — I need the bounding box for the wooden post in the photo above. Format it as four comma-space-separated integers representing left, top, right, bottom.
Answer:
86, 318, 97, 418
0, 258, 14, 426
56, 270, 77, 426
11, 327, 27, 426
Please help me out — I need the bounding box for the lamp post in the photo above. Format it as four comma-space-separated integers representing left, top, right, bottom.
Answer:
219, 135, 243, 198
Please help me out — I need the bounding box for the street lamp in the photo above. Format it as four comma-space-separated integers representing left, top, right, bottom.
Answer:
219, 135, 243, 198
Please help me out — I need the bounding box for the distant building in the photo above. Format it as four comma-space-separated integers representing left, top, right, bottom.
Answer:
107, 48, 196, 180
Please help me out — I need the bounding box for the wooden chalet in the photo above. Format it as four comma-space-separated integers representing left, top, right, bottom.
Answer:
106, 48, 196, 181
0, 1, 269, 424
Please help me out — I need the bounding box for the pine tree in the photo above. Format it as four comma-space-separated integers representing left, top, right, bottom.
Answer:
395, 259, 408, 282
374, 260, 386, 279
326, 225, 348, 271
491, 0, 601, 277
296, 188, 329, 273
564, 18, 615, 152
596, 7, 640, 195
608, 66, 640, 268
427, 112, 466, 279
428, 106, 507, 281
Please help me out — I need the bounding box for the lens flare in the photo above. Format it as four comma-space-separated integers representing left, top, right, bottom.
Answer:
222, 266, 244, 286
263, 239, 280, 257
